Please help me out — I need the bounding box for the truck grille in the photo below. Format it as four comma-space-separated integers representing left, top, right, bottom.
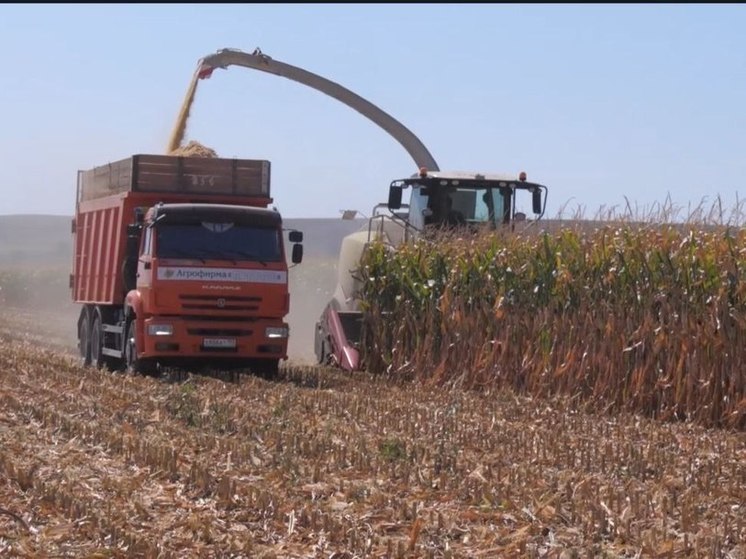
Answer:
179, 295, 261, 312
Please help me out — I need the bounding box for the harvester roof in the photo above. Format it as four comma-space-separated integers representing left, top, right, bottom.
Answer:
401, 170, 546, 190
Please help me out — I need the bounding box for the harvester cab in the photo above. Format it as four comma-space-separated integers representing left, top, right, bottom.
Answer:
386, 168, 548, 233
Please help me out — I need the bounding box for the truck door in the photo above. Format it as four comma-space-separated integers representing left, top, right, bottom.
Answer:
138, 225, 153, 288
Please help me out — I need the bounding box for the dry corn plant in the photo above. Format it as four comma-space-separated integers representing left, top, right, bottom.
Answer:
359, 217, 746, 430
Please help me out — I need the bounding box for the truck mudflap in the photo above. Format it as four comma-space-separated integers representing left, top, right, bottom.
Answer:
315, 305, 363, 372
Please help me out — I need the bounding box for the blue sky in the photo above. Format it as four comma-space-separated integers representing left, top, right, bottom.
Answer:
1, 4, 744, 219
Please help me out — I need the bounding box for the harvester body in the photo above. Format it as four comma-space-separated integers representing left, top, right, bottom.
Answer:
314, 169, 548, 370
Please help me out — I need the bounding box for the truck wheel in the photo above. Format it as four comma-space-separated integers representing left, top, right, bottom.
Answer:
90, 314, 105, 369
254, 359, 279, 380
124, 321, 157, 376
78, 313, 92, 367
91, 312, 123, 372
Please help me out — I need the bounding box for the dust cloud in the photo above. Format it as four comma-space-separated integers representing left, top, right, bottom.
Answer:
0, 284, 79, 354
286, 261, 336, 365
0, 263, 335, 366
0, 216, 361, 368
283, 218, 364, 365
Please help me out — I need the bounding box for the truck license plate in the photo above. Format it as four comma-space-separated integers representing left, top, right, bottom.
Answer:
203, 338, 237, 349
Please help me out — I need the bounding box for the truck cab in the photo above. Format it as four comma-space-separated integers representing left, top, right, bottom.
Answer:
123, 202, 302, 376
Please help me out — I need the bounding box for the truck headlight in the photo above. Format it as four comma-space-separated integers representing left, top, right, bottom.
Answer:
147, 324, 174, 336
265, 326, 288, 339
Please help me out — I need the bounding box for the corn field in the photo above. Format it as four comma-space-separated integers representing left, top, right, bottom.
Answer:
359, 224, 746, 430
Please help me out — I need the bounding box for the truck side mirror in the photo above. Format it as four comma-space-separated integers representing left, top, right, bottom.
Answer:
291, 243, 303, 264
388, 185, 402, 210
289, 230, 303, 243
532, 189, 542, 214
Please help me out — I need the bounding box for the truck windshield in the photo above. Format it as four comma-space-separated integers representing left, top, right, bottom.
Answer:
155, 222, 282, 262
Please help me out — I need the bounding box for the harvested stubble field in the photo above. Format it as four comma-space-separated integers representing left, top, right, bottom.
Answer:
0, 313, 744, 558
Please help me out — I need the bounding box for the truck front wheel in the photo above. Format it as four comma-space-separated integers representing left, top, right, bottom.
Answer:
124, 321, 157, 376
253, 358, 279, 380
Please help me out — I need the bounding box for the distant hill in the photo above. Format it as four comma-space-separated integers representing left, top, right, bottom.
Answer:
0, 214, 365, 267
3, 212, 715, 269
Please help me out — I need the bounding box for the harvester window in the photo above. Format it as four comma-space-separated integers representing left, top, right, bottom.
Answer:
480, 188, 506, 225
448, 191, 474, 221
441, 187, 506, 228
445, 196, 467, 225
412, 184, 507, 229
409, 186, 429, 229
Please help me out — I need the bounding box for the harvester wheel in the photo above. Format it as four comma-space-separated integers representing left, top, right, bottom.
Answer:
124, 320, 157, 376
316, 340, 325, 365
317, 337, 337, 367
314, 323, 332, 365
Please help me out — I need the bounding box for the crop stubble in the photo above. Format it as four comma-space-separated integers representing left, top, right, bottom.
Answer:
0, 327, 743, 558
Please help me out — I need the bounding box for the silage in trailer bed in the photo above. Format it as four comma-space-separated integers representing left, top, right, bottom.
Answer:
358, 224, 746, 429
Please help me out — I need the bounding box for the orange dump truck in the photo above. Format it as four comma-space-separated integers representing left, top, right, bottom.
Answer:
71, 154, 303, 377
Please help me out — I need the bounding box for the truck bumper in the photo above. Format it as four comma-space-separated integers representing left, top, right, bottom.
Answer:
139, 316, 288, 361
